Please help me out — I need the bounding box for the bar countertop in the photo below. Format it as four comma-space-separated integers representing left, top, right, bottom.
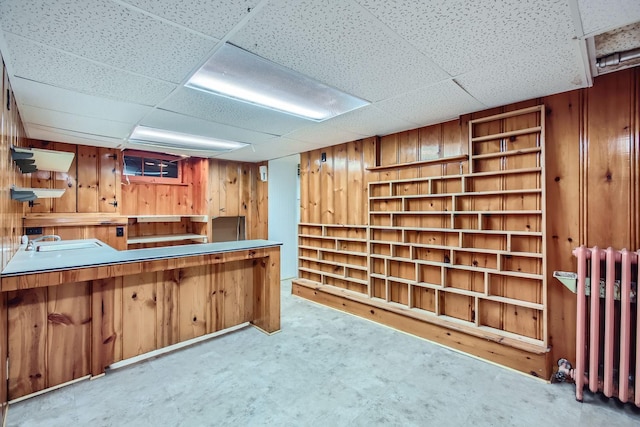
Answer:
1, 239, 282, 277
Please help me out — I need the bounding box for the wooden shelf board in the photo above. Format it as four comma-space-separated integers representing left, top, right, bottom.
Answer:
471, 126, 542, 143
298, 245, 367, 258
298, 256, 368, 271
469, 105, 543, 125
471, 147, 541, 160
298, 223, 367, 229
131, 215, 209, 223
298, 234, 367, 243
24, 213, 128, 227
370, 209, 541, 215
298, 268, 368, 285
370, 188, 542, 201
127, 233, 207, 244
369, 167, 540, 186
483, 295, 543, 310
366, 154, 468, 171
370, 226, 542, 237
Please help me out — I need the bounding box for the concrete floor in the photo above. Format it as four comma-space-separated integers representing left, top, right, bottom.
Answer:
6, 280, 640, 427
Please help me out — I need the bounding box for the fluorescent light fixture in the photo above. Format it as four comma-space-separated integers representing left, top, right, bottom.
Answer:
186, 43, 370, 121
128, 126, 248, 153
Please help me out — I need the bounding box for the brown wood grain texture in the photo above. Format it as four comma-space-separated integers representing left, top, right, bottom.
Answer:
7, 287, 47, 398
91, 277, 123, 375
300, 152, 310, 224
122, 272, 157, 359
76, 145, 99, 213
97, 148, 119, 213
585, 72, 634, 249
321, 146, 335, 224
334, 144, 348, 225
346, 140, 363, 225
252, 247, 281, 333
309, 150, 322, 224
46, 282, 91, 388
176, 266, 209, 341
543, 90, 581, 371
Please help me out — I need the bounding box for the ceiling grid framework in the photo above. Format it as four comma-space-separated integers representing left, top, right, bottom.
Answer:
0, 0, 638, 161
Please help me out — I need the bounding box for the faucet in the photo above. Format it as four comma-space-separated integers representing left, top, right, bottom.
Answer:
25, 235, 61, 251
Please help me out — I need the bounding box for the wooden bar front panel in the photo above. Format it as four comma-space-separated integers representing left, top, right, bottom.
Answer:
5, 246, 280, 400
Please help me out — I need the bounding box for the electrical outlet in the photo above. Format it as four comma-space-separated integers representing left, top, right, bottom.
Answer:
116, 227, 124, 237
25, 227, 43, 235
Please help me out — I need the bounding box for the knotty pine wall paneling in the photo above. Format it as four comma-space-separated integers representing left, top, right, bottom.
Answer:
208, 159, 268, 240
1, 55, 28, 416
297, 68, 640, 376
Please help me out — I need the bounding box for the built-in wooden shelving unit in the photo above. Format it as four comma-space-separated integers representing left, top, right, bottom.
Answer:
297, 105, 546, 351
298, 223, 369, 295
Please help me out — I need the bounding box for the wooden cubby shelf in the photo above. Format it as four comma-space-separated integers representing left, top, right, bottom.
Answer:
297, 105, 547, 351
298, 223, 369, 294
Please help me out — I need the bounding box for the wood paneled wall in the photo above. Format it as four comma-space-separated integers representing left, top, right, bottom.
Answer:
207, 159, 268, 240
19, 148, 268, 242
1, 55, 27, 417
1, 56, 27, 269
299, 68, 640, 372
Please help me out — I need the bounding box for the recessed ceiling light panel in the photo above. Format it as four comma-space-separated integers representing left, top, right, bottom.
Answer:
186, 43, 370, 121
129, 126, 248, 152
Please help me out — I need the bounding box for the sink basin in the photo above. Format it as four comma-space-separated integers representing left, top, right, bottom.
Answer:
36, 241, 102, 252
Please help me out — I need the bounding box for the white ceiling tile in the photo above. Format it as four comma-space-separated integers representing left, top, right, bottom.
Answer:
11, 77, 152, 124
456, 42, 586, 107
0, 0, 215, 82
283, 123, 368, 145
218, 138, 318, 162
120, 0, 259, 39
159, 87, 311, 136
21, 105, 133, 139
25, 124, 123, 148
375, 80, 486, 126
578, 0, 640, 36
3, 34, 176, 105
230, 0, 450, 102
327, 105, 418, 137
140, 109, 278, 145
354, 0, 578, 77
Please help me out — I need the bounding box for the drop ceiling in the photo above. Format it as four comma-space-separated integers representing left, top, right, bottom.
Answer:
0, 0, 639, 161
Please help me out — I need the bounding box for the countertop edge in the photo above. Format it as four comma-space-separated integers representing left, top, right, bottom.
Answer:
1, 239, 282, 277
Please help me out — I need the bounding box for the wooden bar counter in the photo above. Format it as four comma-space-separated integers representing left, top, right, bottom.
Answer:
0, 240, 281, 400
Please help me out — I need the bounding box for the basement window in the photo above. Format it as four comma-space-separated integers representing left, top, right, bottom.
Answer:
122, 150, 182, 184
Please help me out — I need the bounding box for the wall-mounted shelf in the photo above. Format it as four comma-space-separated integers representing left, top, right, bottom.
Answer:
366, 154, 468, 171
11, 187, 65, 202
127, 233, 208, 245
11, 146, 75, 173
127, 215, 209, 247
130, 215, 208, 223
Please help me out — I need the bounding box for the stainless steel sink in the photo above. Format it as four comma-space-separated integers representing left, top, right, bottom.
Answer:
36, 241, 102, 252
